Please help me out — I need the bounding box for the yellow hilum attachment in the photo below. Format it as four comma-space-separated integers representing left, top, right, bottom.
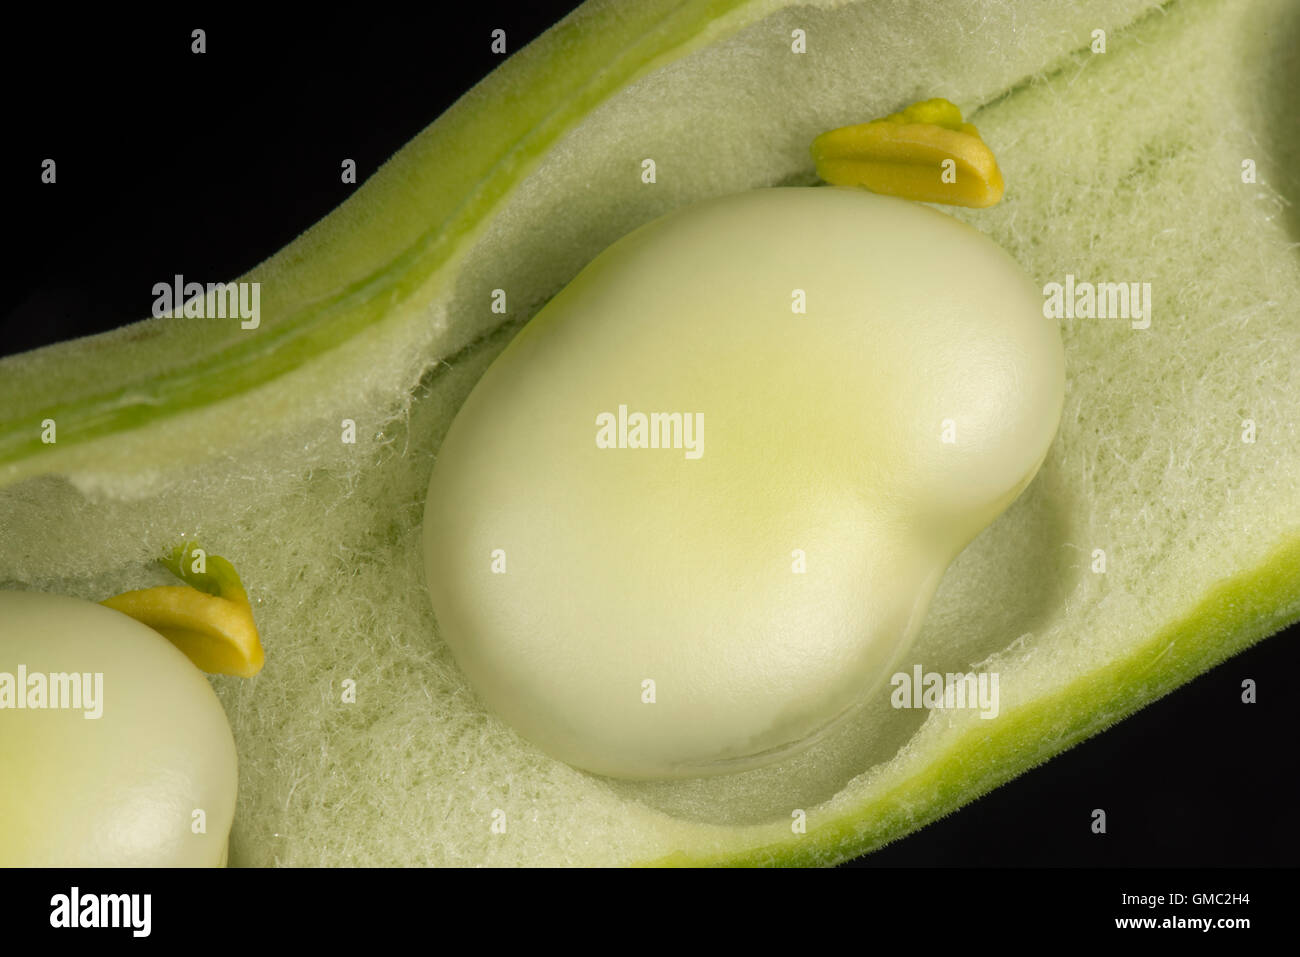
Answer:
811, 97, 1005, 207
101, 542, 265, 678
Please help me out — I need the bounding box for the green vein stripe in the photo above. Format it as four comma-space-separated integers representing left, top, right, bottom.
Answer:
0, 0, 756, 469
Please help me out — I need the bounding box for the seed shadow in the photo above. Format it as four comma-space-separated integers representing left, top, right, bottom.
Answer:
602, 457, 1079, 826
1260, 0, 1300, 247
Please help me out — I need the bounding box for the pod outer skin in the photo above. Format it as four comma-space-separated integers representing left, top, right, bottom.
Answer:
0, 590, 238, 866
424, 187, 1065, 780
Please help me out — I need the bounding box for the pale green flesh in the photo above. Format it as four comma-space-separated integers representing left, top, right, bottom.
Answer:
0, 0, 1297, 865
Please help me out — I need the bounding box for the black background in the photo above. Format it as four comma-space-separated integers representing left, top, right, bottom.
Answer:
3, 5, 1296, 869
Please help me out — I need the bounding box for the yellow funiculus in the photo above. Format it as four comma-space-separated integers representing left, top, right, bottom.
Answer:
812, 98, 1005, 207
101, 542, 265, 678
